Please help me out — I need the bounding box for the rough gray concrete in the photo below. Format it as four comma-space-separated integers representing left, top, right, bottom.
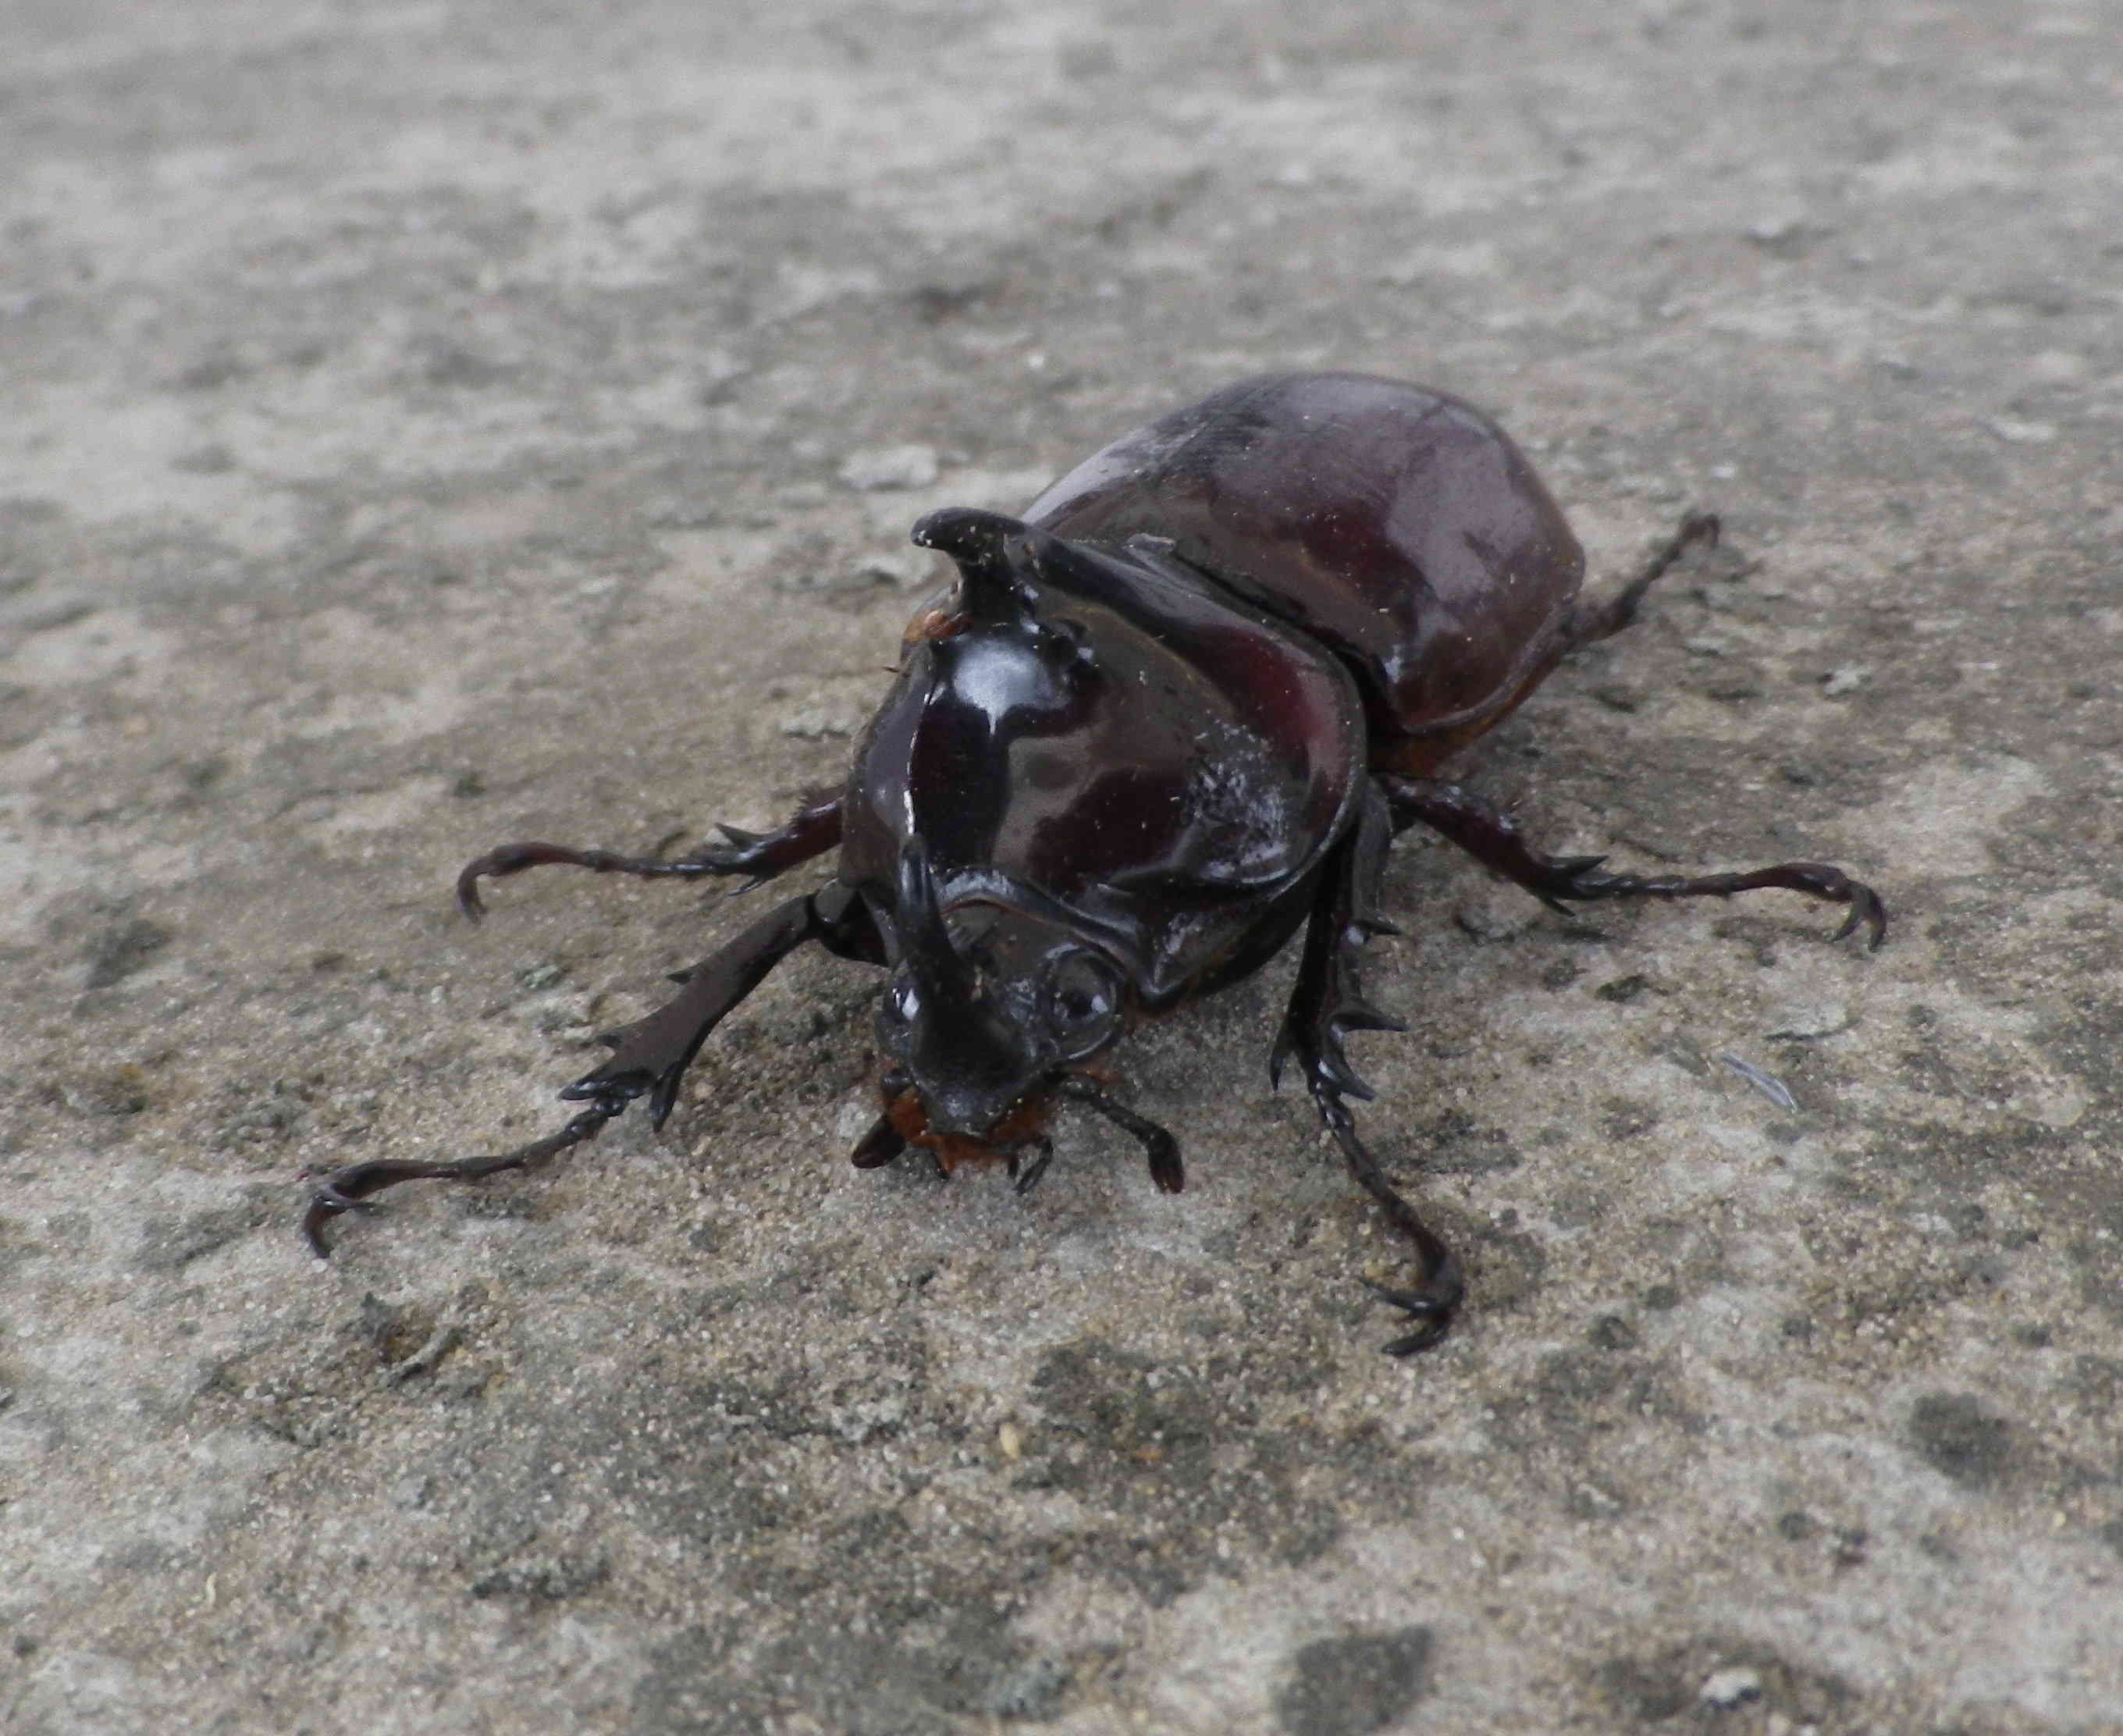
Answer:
5, 3, 2120, 1731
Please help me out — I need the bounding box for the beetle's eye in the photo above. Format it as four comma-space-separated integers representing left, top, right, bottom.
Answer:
1046, 952, 1121, 1058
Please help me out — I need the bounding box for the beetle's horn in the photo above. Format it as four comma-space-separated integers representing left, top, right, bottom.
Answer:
895, 838, 980, 1009
910, 507, 1037, 628
894, 838, 1039, 1134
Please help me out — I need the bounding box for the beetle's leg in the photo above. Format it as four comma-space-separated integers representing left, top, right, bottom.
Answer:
1269, 785, 1406, 1104
1271, 785, 1463, 1355
456, 791, 844, 917
1053, 1076, 1184, 1194
571, 880, 880, 1126
850, 1067, 916, 1172
1010, 1137, 1055, 1197
304, 880, 882, 1254
1561, 511, 1720, 649
849, 1112, 908, 1170
301, 1093, 629, 1258
1378, 774, 1887, 949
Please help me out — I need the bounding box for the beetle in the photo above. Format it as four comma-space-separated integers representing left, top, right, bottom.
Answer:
304, 372, 1883, 1352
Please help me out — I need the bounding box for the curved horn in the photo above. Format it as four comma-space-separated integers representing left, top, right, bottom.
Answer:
909, 507, 1037, 628
894, 838, 1042, 1133
895, 838, 978, 1008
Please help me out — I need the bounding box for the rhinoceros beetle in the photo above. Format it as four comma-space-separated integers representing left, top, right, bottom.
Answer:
304, 372, 1884, 1352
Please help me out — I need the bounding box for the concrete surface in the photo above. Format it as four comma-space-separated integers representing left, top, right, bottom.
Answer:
4, 2, 2120, 1731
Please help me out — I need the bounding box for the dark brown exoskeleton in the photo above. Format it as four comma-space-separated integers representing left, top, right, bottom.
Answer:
304, 373, 1883, 1352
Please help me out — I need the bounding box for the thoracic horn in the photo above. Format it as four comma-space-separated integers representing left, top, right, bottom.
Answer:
909, 507, 1037, 628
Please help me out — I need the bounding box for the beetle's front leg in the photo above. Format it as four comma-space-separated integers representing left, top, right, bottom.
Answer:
456, 791, 844, 916
1271, 784, 1463, 1355
1378, 775, 1885, 948
1054, 1076, 1184, 1194
300, 1092, 633, 1258
303, 880, 881, 1254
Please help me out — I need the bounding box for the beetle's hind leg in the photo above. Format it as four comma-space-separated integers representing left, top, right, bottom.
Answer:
1378, 774, 1886, 948
1272, 784, 1463, 1354
456, 791, 843, 917
1561, 510, 1720, 649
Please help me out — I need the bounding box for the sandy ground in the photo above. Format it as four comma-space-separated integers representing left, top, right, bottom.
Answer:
5, 3, 2121, 1731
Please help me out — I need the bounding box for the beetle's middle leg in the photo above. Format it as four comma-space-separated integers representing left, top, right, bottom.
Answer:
456, 791, 844, 916
1378, 774, 1886, 948
1271, 784, 1463, 1355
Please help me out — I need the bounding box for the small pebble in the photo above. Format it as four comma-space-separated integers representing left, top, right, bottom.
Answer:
778, 709, 855, 740
1765, 1001, 1851, 1041
852, 550, 928, 587
838, 444, 939, 491
1699, 1667, 1763, 1709
2027, 350, 2084, 382
1746, 215, 1805, 245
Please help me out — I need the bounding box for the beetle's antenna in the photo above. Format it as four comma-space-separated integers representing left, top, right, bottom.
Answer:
910, 507, 1038, 627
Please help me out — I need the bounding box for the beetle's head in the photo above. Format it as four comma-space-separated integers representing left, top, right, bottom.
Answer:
875, 839, 1125, 1144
